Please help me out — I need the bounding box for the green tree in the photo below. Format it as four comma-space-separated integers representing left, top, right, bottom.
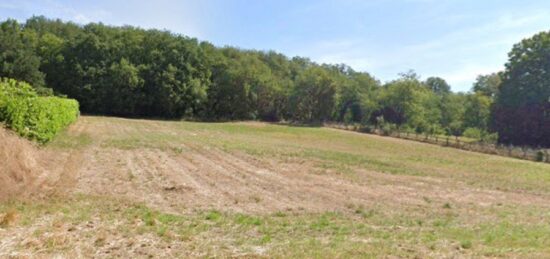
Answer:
376, 73, 440, 132
424, 77, 451, 96
472, 73, 501, 98
291, 66, 337, 123
464, 93, 491, 130
206, 49, 279, 120
333, 67, 379, 123
492, 31, 550, 147
440, 93, 466, 133
106, 58, 144, 115
0, 19, 45, 88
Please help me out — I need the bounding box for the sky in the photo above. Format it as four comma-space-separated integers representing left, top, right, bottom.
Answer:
1, 0, 550, 92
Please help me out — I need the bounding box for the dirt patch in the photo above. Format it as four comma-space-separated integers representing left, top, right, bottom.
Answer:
5, 117, 550, 214
3, 117, 550, 257
72, 137, 550, 215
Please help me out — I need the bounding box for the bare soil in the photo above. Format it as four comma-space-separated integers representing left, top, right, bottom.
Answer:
40, 117, 550, 213
2, 117, 550, 258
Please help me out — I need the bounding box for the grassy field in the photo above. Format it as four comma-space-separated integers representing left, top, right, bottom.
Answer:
1, 116, 550, 258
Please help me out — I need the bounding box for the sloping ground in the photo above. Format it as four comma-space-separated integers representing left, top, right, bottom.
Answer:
48, 117, 550, 214
0, 127, 80, 202
1, 116, 550, 258
0, 127, 42, 200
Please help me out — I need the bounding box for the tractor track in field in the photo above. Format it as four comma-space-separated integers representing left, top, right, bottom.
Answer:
3, 116, 550, 258
47, 116, 549, 215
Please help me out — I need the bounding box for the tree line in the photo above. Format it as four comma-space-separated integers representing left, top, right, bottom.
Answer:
0, 17, 548, 147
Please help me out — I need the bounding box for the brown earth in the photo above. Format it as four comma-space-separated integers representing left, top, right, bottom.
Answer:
9, 116, 544, 214
2, 117, 550, 258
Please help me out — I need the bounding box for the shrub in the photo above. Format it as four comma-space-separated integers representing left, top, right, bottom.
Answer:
380, 122, 397, 136
481, 132, 499, 144
359, 125, 374, 133
536, 151, 545, 162
0, 78, 37, 99
463, 127, 482, 140
0, 78, 79, 143
425, 124, 444, 137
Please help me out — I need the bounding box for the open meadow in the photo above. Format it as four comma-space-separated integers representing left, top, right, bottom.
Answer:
1, 116, 550, 258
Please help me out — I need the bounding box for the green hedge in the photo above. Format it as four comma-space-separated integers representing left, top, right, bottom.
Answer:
0, 78, 79, 143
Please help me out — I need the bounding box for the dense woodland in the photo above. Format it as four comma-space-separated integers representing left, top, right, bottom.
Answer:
0, 17, 549, 147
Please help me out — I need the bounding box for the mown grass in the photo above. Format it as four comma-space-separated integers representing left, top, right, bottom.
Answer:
1, 195, 549, 257
48, 131, 93, 149
6, 116, 549, 257
82, 117, 550, 195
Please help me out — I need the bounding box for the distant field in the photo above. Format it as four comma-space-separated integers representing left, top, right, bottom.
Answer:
1, 116, 550, 258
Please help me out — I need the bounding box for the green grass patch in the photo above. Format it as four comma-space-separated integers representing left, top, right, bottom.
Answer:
1, 195, 550, 257
48, 132, 92, 149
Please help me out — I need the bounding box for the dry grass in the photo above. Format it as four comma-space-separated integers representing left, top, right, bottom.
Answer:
0, 126, 77, 202
0, 127, 39, 201
1, 116, 550, 257
0, 208, 17, 227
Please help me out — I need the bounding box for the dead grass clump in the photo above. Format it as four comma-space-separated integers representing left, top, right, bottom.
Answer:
0, 127, 40, 200
0, 208, 18, 227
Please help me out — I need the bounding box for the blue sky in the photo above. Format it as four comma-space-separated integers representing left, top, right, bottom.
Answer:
1, 0, 550, 92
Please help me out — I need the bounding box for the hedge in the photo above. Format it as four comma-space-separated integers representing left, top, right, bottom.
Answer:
0, 78, 79, 143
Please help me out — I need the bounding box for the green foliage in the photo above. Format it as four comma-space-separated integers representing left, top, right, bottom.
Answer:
0, 78, 79, 143
460, 240, 473, 249
206, 49, 280, 120
291, 66, 337, 123
447, 120, 464, 137
472, 73, 501, 98
424, 77, 451, 96
335, 67, 379, 123
0, 19, 45, 88
463, 128, 482, 140
0, 78, 37, 98
464, 93, 491, 130
380, 122, 398, 136
375, 74, 441, 132
536, 151, 545, 162
1, 16, 532, 143
481, 132, 498, 144
492, 30, 550, 147
462, 128, 498, 143
440, 93, 466, 131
